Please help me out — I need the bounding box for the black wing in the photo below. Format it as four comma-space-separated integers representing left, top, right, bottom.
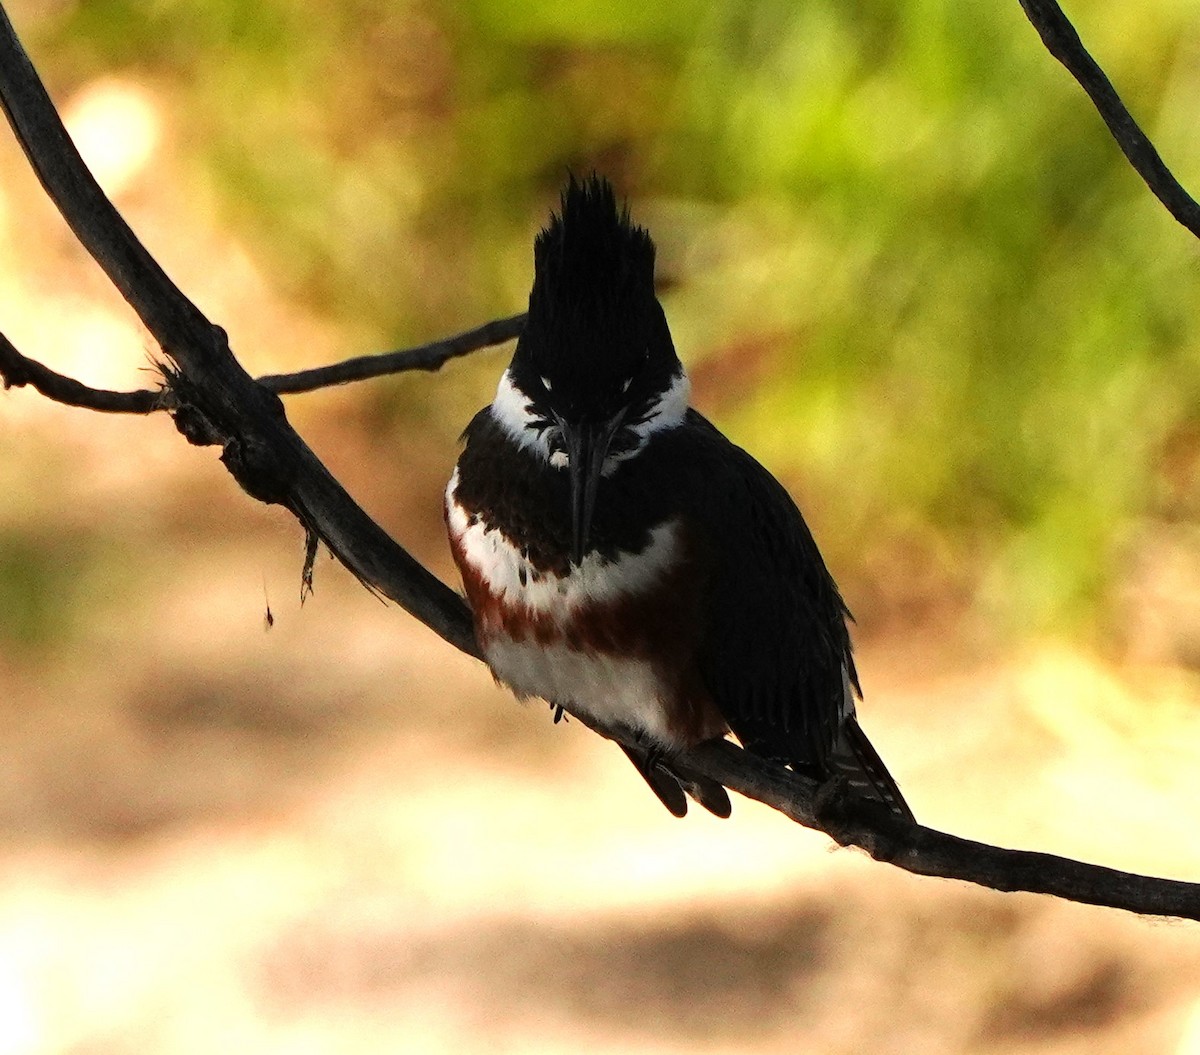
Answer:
640, 412, 911, 819
663, 412, 852, 770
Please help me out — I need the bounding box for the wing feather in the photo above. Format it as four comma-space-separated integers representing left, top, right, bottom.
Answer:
607, 409, 912, 818
646, 410, 853, 772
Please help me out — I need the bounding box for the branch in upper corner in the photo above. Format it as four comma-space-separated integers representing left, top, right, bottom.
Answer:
1018, 0, 1200, 240
0, 7, 212, 351
258, 312, 526, 396
0, 331, 167, 413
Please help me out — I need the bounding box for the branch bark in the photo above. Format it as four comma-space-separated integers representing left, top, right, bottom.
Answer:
0, 2, 476, 657
2, 1, 1199, 922
587, 729, 1200, 920
258, 313, 526, 395
0, 330, 167, 412
0, 315, 528, 412
1018, 0, 1200, 239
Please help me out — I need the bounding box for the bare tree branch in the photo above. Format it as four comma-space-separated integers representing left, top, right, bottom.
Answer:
0, 13, 208, 348
0, 2, 477, 658
1018, 0, 1200, 239
258, 313, 526, 395
3, 1, 1200, 922
0, 313, 527, 410
578, 726, 1200, 921
0, 330, 167, 413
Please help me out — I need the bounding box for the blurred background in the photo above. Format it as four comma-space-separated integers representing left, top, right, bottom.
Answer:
2, 0, 1200, 1051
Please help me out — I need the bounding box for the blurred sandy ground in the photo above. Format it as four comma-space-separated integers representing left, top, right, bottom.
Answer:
2, 62, 1200, 1055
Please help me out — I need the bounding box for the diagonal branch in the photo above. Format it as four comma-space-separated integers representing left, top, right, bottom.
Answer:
259, 313, 526, 395
0, 9, 209, 349
587, 727, 1200, 921
0, 2, 477, 658
1018, 0, 1200, 240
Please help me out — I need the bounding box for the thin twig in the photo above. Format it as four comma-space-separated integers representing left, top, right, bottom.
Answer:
1018, 0, 1200, 239
0, 331, 165, 413
259, 313, 526, 395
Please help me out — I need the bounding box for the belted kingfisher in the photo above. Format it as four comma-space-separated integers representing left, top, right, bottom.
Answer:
446, 175, 912, 821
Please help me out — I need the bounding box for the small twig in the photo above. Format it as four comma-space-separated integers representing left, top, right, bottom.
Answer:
0, 331, 166, 413
259, 313, 526, 395
1018, 0, 1200, 240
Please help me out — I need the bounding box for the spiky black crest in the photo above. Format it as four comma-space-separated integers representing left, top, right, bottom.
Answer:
513, 174, 678, 422
533, 174, 656, 316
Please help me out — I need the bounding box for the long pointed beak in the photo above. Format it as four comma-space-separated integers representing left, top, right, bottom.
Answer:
561, 410, 626, 566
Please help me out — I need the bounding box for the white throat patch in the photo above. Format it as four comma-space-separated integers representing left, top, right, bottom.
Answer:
608, 368, 690, 468
488, 367, 691, 475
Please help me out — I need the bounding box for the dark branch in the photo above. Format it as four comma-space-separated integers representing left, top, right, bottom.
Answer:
0, 331, 165, 413
565, 728, 1200, 921
0, 2, 477, 658
2, 0, 1200, 922
818, 788, 1200, 919
1018, 0, 1200, 240
259, 313, 526, 395
0, 7, 211, 350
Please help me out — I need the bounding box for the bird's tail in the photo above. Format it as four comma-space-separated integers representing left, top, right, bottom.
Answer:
829, 717, 914, 822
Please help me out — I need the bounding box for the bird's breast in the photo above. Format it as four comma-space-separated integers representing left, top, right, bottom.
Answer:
446, 469, 724, 747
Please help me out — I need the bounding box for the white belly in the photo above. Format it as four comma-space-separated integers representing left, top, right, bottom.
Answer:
446, 469, 686, 746
483, 635, 679, 746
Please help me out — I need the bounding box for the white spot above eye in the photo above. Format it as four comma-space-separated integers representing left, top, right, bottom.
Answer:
540, 375, 552, 392
620, 377, 632, 393
601, 368, 691, 474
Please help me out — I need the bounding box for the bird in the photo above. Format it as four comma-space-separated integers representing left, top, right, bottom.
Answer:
445, 174, 912, 821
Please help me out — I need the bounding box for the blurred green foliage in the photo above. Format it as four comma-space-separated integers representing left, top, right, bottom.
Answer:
28, 0, 1200, 634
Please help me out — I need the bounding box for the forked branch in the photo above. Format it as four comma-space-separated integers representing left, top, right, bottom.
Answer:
0, 2, 478, 655
1, 1, 1199, 921
0, 317, 529, 412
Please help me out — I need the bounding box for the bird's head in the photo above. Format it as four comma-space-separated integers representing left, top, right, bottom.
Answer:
495, 174, 689, 565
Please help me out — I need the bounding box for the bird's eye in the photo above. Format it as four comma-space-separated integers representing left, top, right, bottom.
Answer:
540, 375, 553, 392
